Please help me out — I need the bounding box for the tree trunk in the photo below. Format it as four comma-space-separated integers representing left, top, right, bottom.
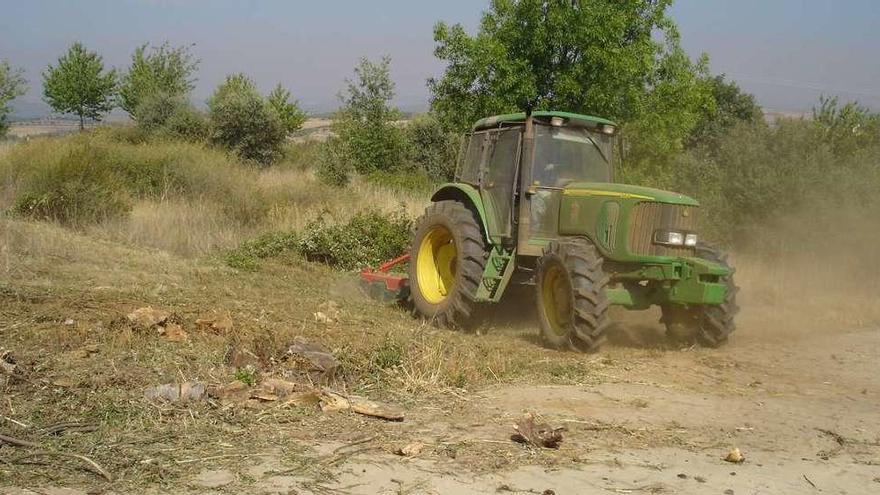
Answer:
79, 113, 84, 131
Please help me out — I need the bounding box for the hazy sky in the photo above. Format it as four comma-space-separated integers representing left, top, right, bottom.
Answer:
2, 0, 879, 116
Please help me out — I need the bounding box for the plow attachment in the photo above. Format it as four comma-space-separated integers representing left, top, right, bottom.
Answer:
359, 253, 410, 303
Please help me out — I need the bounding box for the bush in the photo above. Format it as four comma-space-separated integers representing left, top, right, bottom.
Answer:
134, 92, 209, 143
11, 144, 131, 225
315, 137, 353, 186
404, 114, 460, 181
296, 210, 412, 271
209, 74, 287, 166
224, 231, 299, 270
366, 169, 433, 195
2, 133, 268, 227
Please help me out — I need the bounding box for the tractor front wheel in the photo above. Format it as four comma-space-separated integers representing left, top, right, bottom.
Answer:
409, 200, 487, 328
535, 239, 611, 353
661, 244, 739, 347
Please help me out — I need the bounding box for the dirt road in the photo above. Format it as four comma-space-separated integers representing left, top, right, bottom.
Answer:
289, 323, 879, 495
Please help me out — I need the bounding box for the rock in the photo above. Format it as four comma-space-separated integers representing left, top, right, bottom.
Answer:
395, 442, 425, 457
159, 323, 188, 342
314, 300, 341, 323
285, 338, 340, 377
0, 348, 17, 375
228, 346, 261, 368
127, 306, 170, 329
511, 413, 565, 449
724, 448, 745, 464
62, 318, 76, 326
196, 469, 235, 488
73, 344, 100, 359
208, 381, 251, 402
145, 382, 207, 403
196, 312, 234, 334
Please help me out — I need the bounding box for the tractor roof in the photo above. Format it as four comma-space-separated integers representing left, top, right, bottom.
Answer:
472, 111, 616, 131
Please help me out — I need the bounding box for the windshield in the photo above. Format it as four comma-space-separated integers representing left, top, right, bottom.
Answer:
532, 125, 613, 187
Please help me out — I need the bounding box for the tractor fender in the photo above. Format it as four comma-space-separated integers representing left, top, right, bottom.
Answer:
430, 183, 492, 243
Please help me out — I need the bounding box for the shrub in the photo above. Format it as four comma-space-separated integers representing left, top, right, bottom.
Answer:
296, 210, 412, 271
366, 169, 433, 195
224, 230, 299, 270
10, 142, 131, 225
404, 114, 460, 181
161, 104, 210, 142
209, 74, 287, 165
315, 137, 353, 186
3, 133, 268, 227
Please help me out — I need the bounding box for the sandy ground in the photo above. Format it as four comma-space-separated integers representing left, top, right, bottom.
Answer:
5, 318, 875, 494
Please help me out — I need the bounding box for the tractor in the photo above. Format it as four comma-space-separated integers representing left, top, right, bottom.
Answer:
363, 110, 738, 352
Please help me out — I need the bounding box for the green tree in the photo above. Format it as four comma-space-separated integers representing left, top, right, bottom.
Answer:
688, 74, 764, 146
429, 0, 711, 156
0, 60, 27, 137
208, 74, 286, 165
812, 95, 880, 156
118, 42, 199, 116
330, 56, 405, 175
267, 84, 307, 134
43, 42, 117, 130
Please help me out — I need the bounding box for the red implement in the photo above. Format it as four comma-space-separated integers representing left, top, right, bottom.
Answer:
359, 253, 411, 302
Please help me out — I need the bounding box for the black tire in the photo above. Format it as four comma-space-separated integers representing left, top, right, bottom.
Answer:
661, 244, 740, 347
535, 239, 611, 352
409, 200, 487, 328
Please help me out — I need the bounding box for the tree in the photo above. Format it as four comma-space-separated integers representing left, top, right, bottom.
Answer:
43, 42, 117, 129
331, 56, 405, 174
688, 75, 764, 146
267, 84, 307, 134
0, 60, 27, 137
429, 0, 711, 155
812, 95, 880, 156
208, 74, 286, 165
118, 42, 199, 116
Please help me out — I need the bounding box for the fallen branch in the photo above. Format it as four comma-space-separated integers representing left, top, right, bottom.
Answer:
1, 432, 112, 482
13, 450, 112, 482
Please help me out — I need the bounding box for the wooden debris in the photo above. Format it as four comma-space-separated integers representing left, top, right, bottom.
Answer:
319, 389, 404, 421
511, 413, 565, 449
144, 382, 207, 403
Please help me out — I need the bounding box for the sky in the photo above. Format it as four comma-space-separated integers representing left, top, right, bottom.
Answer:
2, 0, 879, 117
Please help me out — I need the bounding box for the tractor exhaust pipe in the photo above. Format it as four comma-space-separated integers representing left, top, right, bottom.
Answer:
516, 105, 536, 253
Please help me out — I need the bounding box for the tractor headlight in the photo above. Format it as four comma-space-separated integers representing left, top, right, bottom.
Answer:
684, 233, 698, 247
654, 230, 684, 246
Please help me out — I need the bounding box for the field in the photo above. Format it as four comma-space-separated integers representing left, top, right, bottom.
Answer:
1, 133, 879, 495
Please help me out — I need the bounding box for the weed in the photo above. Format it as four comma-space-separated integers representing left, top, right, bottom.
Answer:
234, 365, 258, 386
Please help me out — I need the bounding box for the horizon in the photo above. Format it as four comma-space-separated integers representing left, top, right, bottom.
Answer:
4, 0, 880, 119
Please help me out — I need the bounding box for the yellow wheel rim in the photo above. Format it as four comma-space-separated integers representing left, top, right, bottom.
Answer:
541, 262, 573, 336
417, 225, 457, 304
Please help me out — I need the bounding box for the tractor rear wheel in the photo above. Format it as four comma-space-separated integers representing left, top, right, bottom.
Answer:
661, 244, 739, 347
409, 200, 487, 328
535, 239, 611, 353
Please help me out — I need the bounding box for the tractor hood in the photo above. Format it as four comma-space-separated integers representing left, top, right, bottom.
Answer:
561, 182, 699, 207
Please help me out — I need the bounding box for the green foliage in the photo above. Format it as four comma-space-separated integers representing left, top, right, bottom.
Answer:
315, 137, 353, 185
2, 133, 268, 227
812, 95, 880, 156
224, 210, 413, 272
208, 74, 287, 165
234, 366, 258, 386
366, 169, 434, 195
403, 113, 460, 181
0, 60, 27, 137
297, 210, 412, 271
688, 75, 764, 146
320, 57, 406, 182
370, 336, 405, 370
11, 145, 131, 225
224, 231, 300, 270
42, 42, 118, 129
134, 91, 209, 142
118, 42, 199, 116
267, 83, 307, 134
429, 0, 706, 132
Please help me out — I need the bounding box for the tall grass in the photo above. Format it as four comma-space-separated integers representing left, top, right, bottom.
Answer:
0, 131, 426, 257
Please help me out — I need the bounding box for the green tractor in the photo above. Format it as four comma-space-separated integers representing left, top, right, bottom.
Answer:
405, 110, 738, 352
